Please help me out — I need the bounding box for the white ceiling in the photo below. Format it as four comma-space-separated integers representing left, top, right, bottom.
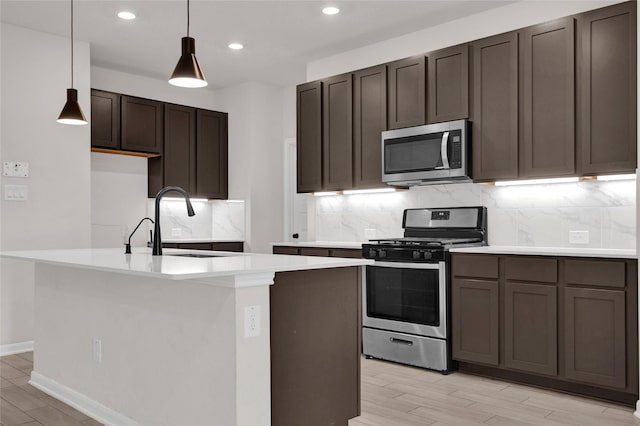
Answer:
1, 0, 515, 89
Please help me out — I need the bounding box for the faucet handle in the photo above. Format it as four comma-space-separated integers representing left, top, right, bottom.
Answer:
124, 242, 132, 254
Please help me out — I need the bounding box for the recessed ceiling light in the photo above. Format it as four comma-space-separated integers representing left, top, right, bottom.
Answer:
117, 11, 136, 20
322, 6, 340, 15
228, 43, 244, 50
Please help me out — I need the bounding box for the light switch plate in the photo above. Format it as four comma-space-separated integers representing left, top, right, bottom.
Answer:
4, 184, 28, 201
569, 230, 589, 244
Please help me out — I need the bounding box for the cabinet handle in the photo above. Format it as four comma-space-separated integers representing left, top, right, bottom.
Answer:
390, 337, 413, 346
440, 131, 450, 170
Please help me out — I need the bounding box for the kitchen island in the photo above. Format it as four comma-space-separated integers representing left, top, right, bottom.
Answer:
0, 248, 371, 426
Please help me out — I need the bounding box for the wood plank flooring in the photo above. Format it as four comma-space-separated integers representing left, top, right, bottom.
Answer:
2, 352, 639, 425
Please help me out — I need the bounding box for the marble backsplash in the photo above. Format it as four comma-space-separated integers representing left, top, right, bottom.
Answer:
147, 199, 245, 241
313, 179, 636, 249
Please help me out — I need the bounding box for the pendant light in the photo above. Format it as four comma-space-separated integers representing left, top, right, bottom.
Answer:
57, 0, 87, 125
169, 0, 208, 88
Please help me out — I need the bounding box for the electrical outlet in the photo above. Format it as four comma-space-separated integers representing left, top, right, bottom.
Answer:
171, 227, 182, 237
3, 161, 29, 178
93, 339, 102, 364
569, 230, 589, 244
364, 228, 377, 240
244, 305, 260, 338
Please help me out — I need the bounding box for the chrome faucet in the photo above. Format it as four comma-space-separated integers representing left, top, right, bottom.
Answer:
152, 186, 196, 256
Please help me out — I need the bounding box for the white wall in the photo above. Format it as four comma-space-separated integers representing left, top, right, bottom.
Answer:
307, 0, 624, 81
0, 24, 91, 348
220, 82, 285, 253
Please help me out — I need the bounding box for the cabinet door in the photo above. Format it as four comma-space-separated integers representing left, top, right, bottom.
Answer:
387, 56, 426, 129
564, 287, 626, 389
322, 73, 353, 191
163, 104, 195, 193
90, 90, 120, 149
427, 44, 469, 124
472, 33, 519, 181
196, 110, 228, 199
354, 65, 386, 189
452, 278, 499, 366
520, 18, 575, 178
504, 282, 557, 376
121, 96, 163, 154
296, 81, 323, 193
579, 2, 637, 175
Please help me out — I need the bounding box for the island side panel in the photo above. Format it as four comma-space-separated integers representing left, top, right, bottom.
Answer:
270, 266, 362, 426
31, 263, 269, 426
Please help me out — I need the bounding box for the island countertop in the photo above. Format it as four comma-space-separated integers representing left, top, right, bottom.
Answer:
0, 247, 372, 282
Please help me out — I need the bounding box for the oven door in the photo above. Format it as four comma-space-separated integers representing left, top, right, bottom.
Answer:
363, 261, 447, 339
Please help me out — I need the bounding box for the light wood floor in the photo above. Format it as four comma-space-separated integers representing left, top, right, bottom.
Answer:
2, 352, 639, 426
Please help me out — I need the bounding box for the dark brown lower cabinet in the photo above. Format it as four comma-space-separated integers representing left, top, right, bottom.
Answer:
451, 253, 638, 405
272, 245, 362, 259
270, 267, 361, 426
162, 241, 244, 252
564, 287, 626, 389
504, 282, 557, 376
452, 279, 499, 366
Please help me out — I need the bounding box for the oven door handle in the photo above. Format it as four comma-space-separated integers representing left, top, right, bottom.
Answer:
390, 337, 414, 346
372, 261, 443, 270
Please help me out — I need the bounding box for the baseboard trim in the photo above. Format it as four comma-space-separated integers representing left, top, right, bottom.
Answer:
0, 341, 33, 356
29, 371, 142, 426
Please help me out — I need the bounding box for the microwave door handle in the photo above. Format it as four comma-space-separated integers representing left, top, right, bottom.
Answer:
440, 131, 450, 169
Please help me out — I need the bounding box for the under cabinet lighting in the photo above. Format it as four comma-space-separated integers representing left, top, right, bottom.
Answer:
228, 43, 244, 50
494, 177, 579, 186
322, 6, 340, 15
313, 191, 339, 197
162, 197, 208, 202
343, 188, 396, 195
117, 11, 136, 20
596, 174, 636, 181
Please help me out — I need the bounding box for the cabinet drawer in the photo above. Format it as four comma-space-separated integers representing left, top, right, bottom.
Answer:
273, 246, 300, 255
452, 254, 498, 279
300, 248, 331, 257
505, 257, 558, 284
330, 249, 362, 259
564, 259, 626, 288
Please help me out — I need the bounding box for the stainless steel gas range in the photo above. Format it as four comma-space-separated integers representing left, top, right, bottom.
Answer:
361, 206, 487, 373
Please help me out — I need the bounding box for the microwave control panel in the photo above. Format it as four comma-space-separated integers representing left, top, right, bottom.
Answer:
449, 131, 462, 169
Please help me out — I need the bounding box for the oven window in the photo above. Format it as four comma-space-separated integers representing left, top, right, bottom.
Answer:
384, 133, 444, 174
366, 265, 439, 326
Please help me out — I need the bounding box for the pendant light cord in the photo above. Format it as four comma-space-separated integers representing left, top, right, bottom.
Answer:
70, 0, 74, 88
186, 0, 190, 37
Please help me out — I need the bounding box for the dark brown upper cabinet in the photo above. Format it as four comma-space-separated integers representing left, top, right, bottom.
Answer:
578, 1, 637, 175
387, 56, 426, 129
196, 110, 228, 199
520, 18, 576, 178
163, 104, 196, 192
354, 65, 387, 189
90, 89, 120, 150
427, 44, 469, 124
322, 73, 353, 191
121, 95, 163, 154
471, 33, 519, 181
296, 81, 323, 193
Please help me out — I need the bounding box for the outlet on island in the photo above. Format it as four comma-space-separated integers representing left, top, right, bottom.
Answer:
244, 305, 260, 338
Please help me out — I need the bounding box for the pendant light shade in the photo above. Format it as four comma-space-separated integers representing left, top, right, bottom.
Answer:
57, 88, 87, 125
169, 0, 207, 88
57, 0, 87, 125
169, 37, 208, 88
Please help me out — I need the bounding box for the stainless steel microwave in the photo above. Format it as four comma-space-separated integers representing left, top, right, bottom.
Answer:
382, 119, 471, 186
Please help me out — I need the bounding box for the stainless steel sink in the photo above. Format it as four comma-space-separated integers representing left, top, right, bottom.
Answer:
166, 253, 229, 258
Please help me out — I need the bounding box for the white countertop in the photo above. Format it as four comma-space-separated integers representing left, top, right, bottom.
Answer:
0, 248, 372, 281
163, 239, 244, 243
271, 241, 364, 249
450, 246, 637, 259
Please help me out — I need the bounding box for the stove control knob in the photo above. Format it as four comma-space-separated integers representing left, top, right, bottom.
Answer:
413, 250, 421, 260
368, 248, 377, 258
423, 251, 433, 260
379, 249, 387, 258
